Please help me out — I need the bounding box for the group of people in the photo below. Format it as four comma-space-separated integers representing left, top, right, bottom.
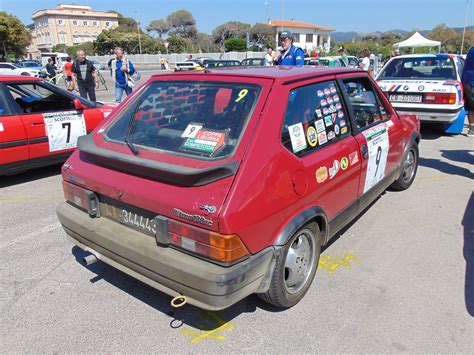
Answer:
44, 47, 136, 104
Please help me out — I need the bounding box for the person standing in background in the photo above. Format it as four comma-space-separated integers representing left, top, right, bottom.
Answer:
264, 47, 274, 66
63, 57, 74, 91
461, 47, 474, 137
45, 58, 56, 83
359, 48, 372, 76
110, 47, 136, 104
72, 49, 98, 102
275, 30, 305, 66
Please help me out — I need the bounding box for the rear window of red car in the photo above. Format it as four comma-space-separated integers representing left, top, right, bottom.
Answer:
105, 81, 261, 159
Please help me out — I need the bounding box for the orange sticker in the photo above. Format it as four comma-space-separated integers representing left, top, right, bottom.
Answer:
316, 167, 328, 183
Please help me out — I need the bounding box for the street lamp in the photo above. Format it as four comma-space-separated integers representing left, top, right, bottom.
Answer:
134, 11, 143, 63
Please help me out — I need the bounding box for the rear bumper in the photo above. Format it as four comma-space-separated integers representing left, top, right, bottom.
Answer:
56, 202, 275, 310
394, 106, 462, 123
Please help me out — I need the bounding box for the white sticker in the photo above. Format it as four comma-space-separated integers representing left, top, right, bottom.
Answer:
386, 120, 394, 128
315, 119, 325, 133
181, 123, 203, 138
318, 131, 328, 145
329, 160, 340, 179
288, 123, 307, 153
363, 124, 389, 193
43, 111, 86, 152
0, 122, 4, 132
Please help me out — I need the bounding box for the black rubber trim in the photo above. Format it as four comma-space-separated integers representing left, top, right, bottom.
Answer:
0, 130, 93, 149
0, 151, 71, 176
274, 206, 328, 246
77, 134, 239, 187
395, 106, 462, 114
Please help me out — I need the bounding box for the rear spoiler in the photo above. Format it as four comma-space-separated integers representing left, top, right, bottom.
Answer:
77, 134, 238, 187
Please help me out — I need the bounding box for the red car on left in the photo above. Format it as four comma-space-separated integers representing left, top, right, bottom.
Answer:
0, 75, 114, 175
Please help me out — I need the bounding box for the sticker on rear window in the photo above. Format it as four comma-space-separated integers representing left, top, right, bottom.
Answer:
181, 123, 203, 138
288, 123, 307, 153
182, 129, 226, 154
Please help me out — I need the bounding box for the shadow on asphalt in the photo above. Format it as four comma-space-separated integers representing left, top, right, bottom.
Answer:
440, 149, 474, 165
462, 193, 474, 317
0, 164, 62, 188
71, 246, 284, 333
419, 122, 470, 140
419, 155, 474, 180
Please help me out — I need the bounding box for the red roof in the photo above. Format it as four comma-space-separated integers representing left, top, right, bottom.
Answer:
269, 20, 335, 32
0, 75, 41, 82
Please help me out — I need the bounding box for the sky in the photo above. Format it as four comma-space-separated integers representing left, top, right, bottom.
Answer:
1, 0, 472, 34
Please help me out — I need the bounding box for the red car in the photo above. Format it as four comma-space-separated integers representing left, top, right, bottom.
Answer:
0, 75, 114, 175
56, 67, 420, 310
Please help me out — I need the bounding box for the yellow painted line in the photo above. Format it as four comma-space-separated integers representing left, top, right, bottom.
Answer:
318, 253, 361, 275
180, 311, 235, 343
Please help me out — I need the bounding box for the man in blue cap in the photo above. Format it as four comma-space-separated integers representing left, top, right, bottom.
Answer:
276, 30, 305, 66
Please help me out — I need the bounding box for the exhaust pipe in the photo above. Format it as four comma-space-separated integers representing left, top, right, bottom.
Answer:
82, 254, 98, 266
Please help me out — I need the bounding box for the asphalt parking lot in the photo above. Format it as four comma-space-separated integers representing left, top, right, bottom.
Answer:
1, 78, 473, 351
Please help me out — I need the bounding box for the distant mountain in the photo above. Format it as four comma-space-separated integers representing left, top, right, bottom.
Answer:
332, 26, 474, 43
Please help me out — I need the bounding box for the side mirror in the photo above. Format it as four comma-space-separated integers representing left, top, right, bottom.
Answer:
74, 98, 84, 110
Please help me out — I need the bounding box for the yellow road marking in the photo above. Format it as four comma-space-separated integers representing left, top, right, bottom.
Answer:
318, 253, 361, 275
180, 311, 235, 343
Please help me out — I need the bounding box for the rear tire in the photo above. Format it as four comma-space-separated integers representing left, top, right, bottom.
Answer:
391, 143, 419, 191
259, 223, 321, 308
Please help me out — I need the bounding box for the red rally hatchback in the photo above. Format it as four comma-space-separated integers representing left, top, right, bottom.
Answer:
0, 75, 114, 175
56, 67, 420, 310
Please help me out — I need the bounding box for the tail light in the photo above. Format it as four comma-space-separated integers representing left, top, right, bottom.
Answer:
167, 219, 249, 263
423, 93, 456, 105
62, 180, 100, 217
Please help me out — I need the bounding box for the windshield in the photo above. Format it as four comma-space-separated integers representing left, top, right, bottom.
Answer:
379, 56, 456, 80
22, 62, 39, 67
105, 81, 261, 159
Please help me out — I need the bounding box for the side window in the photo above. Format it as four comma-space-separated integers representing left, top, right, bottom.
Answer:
281, 80, 351, 156
341, 78, 388, 130
7, 83, 74, 114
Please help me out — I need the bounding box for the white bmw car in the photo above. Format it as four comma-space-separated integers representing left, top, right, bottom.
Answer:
0, 62, 42, 77
376, 54, 465, 134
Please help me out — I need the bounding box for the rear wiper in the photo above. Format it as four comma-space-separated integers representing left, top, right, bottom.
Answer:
124, 99, 142, 155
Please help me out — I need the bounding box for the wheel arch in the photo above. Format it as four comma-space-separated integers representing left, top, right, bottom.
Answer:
273, 206, 329, 247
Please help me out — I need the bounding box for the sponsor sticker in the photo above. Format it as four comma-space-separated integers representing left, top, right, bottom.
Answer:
327, 96, 334, 105
43, 111, 86, 152
321, 99, 328, 107
318, 131, 328, 145
329, 160, 340, 179
0, 122, 4, 132
403, 85, 409, 91
338, 111, 344, 119
335, 103, 342, 110
349, 151, 359, 165
330, 85, 337, 94
418, 85, 425, 91
317, 90, 324, 97
331, 113, 337, 122
324, 88, 331, 96
324, 116, 333, 126
288, 123, 307, 153
341, 126, 348, 134
315, 119, 326, 133
323, 107, 329, 115
183, 130, 226, 154
315, 109, 322, 118
328, 131, 336, 140
333, 94, 340, 103
306, 126, 318, 147
329, 105, 337, 114
340, 119, 346, 127
334, 125, 340, 135
340, 157, 349, 170
316, 166, 328, 183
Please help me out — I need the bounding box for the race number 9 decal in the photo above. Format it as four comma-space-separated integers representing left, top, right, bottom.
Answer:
363, 125, 389, 193
235, 89, 248, 102
43, 111, 87, 152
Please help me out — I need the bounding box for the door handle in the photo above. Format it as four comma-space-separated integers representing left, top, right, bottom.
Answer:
31, 122, 44, 126
361, 144, 368, 159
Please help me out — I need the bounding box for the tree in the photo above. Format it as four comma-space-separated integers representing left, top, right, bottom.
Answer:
429, 24, 461, 53
193, 32, 218, 52
166, 10, 197, 39
95, 28, 163, 55
107, 11, 137, 31
212, 21, 251, 52
0, 12, 31, 60
380, 32, 402, 46
225, 38, 246, 52
167, 36, 192, 53
250, 23, 275, 48
147, 18, 169, 38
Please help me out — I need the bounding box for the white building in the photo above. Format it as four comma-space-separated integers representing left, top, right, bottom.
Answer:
268, 19, 334, 53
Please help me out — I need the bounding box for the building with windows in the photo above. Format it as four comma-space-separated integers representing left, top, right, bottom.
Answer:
27, 4, 118, 58
268, 19, 334, 53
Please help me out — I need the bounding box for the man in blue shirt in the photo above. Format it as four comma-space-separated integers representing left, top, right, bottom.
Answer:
462, 47, 474, 137
110, 47, 136, 104
276, 31, 305, 66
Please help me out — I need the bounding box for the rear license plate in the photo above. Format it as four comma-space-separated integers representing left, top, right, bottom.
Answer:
100, 198, 157, 237
389, 94, 422, 103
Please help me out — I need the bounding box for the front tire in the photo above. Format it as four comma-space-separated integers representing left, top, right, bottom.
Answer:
259, 223, 321, 308
391, 143, 419, 191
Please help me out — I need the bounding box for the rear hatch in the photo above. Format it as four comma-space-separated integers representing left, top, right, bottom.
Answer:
64, 74, 273, 234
